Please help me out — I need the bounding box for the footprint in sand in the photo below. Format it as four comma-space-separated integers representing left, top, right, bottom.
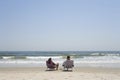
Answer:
68, 75, 72, 77
64, 77, 68, 79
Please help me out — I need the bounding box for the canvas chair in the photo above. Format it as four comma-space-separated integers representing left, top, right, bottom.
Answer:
46, 61, 56, 70
63, 60, 74, 71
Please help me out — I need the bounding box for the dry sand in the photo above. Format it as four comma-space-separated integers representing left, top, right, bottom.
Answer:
0, 67, 120, 80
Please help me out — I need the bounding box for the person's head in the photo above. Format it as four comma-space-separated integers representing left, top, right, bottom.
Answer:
67, 56, 70, 60
48, 58, 52, 62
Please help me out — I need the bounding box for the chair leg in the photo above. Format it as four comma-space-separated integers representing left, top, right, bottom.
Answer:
67, 68, 68, 71
46, 67, 48, 70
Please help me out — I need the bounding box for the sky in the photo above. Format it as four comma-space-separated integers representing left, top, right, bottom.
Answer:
0, 0, 120, 51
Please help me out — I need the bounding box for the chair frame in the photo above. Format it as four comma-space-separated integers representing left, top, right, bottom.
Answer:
46, 61, 56, 71
63, 60, 74, 71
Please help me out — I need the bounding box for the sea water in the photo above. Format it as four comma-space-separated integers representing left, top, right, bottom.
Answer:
0, 51, 120, 68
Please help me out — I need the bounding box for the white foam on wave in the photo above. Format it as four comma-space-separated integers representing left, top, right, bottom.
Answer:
83, 56, 120, 60
0, 55, 120, 68
74, 56, 120, 63
26, 56, 63, 60
2, 56, 13, 59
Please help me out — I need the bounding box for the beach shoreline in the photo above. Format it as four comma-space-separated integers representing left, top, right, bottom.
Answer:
0, 67, 120, 80
0, 67, 120, 72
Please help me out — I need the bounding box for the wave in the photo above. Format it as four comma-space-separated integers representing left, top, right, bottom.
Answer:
2, 56, 13, 59
26, 56, 63, 60
82, 56, 120, 61
0, 56, 120, 63
0, 56, 120, 68
0, 56, 63, 60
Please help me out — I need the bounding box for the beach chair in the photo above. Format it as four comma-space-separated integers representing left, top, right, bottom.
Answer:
63, 60, 74, 71
46, 61, 56, 70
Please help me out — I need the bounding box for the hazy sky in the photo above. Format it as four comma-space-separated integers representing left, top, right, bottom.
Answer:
0, 0, 120, 51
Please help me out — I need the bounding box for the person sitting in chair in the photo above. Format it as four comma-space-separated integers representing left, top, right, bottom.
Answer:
46, 58, 59, 70
62, 56, 74, 71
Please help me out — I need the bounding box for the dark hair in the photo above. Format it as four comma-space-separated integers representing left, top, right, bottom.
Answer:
67, 56, 70, 60
48, 58, 52, 63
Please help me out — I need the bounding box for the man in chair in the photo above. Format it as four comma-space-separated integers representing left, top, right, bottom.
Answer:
62, 56, 74, 71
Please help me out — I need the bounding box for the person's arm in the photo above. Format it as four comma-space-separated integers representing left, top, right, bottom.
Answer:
52, 61, 55, 65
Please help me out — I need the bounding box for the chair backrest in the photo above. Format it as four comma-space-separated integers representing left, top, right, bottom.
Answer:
63, 60, 74, 68
46, 61, 55, 68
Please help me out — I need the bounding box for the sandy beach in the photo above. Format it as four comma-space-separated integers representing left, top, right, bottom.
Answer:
0, 67, 120, 80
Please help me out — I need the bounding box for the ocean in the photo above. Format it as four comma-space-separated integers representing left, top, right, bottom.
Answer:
0, 51, 120, 68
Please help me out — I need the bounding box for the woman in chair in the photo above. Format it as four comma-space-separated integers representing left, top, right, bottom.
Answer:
46, 58, 59, 70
